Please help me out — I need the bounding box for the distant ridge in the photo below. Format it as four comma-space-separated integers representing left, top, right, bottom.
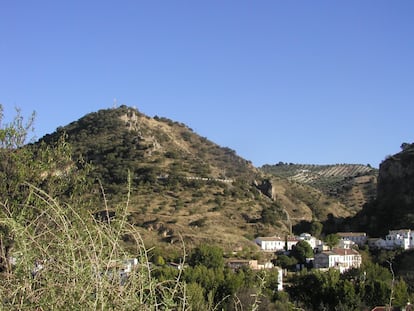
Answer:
261, 163, 375, 183
260, 163, 378, 212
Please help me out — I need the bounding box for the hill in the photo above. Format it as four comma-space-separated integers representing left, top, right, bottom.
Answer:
260, 163, 378, 213
35, 106, 353, 252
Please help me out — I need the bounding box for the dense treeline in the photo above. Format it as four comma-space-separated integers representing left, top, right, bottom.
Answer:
287, 263, 410, 310
152, 244, 280, 310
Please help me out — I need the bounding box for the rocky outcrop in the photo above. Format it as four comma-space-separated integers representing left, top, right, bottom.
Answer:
356, 143, 414, 235
377, 144, 414, 204
254, 179, 275, 200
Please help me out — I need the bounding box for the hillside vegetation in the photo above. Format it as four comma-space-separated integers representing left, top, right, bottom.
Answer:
33, 106, 354, 251
261, 163, 378, 212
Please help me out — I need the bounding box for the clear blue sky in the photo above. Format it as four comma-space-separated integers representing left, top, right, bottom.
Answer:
1, 1, 413, 168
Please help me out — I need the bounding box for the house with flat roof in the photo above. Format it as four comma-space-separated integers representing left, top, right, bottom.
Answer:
313, 248, 362, 273
297, 233, 323, 249
385, 229, 414, 250
337, 232, 367, 247
255, 236, 298, 252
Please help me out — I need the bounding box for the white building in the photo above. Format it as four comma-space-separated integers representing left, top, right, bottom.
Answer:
297, 233, 323, 249
255, 236, 298, 252
385, 229, 414, 250
313, 248, 362, 273
337, 232, 367, 247
368, 238, 388, 249
338, 239, 356, 249
274, 266, 284, 291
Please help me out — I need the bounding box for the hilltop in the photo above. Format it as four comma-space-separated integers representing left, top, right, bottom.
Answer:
34, 106, 357, 252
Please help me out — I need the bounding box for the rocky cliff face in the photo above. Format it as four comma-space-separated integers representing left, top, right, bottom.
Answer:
355, 143, 414, 235
377, 144, 414, 204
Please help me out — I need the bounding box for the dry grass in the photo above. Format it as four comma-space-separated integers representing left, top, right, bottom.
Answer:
0, 183, 189, 310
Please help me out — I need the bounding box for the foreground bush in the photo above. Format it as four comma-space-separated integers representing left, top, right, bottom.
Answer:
0, 184, 188, 310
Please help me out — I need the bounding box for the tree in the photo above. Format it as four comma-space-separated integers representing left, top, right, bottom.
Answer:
0, 106, 37, 272
287, 269, 360, 310
186, 282, 210, 311
393, 278, 410, 307
275, 254, 297, 270
0, 105, 36, 149
183, 265, 224, 303
264, 268, 284, 302
324, 233, 340, 250
260, 206, 280, 226
362, 262, 393, 307
364, 279, 390, 307
291, 240, 313, 264
287, 271, 325, 309
309, 221, 323, 238
188, 244, 224, 269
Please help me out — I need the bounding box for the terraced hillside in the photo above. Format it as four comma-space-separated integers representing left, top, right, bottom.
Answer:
260, 163, 378, 212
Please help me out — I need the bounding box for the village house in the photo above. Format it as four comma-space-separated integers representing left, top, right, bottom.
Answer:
256, 261, 275, 270
226, 259, 259, 270
337, 232, 367, 247
385, 229, 414, 250
368, 229, 414, 250
338, 238, 356, 249
226, 259, 274, 271
254, 236, 298, 252
313, 248, 362, 273
368, 237, 388, 249
297, 233, 323, 249
315, 243, 331, 253
371, 304, 414, 311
